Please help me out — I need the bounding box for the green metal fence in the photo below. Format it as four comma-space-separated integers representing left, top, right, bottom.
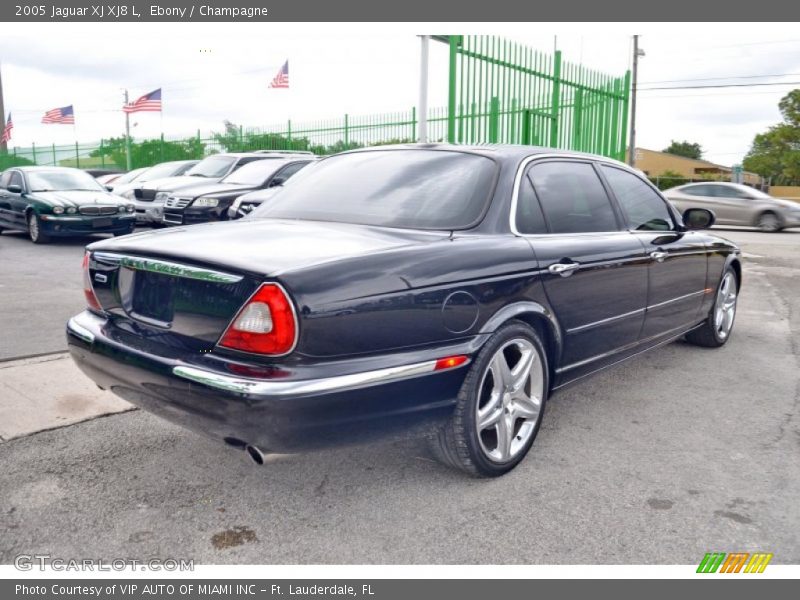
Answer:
446, 35, 630, 160
0, 35, 630, 171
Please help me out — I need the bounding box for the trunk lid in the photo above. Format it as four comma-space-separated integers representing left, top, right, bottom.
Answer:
86, 219, 448, 352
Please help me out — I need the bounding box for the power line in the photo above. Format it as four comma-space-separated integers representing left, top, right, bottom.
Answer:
640, 81, 800, 92
640, 72, 800, 85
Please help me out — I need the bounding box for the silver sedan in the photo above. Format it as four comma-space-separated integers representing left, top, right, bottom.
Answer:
664, 182, 800, 232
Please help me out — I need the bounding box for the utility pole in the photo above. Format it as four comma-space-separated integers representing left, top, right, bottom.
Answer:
123, 89, 132, 170
418, 35, 429, 143
628, 35, 644, 167
0, 63, 7, 153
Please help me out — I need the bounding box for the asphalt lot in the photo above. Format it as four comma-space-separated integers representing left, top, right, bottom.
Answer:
0, 226, 798, 564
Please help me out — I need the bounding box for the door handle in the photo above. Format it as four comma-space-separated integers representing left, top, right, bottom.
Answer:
548, 262, 581, 277
650, 250, 668, 263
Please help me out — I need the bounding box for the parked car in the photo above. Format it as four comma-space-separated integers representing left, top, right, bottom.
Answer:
664, 181, 800, 232
85, 168, 124, 179
163, 157, 315, 226
112, 160, 199, 223
95, 172, 126, 186
67, 145, 741, 477
0, 166, 135, 244
102, 167, 150, 192
227, 161, 316, 220
127, 153, 292, 222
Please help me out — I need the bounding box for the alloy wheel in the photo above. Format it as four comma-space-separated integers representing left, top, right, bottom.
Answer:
476, 338, 544, 462
758, 213, 780, 232
28, 214, 39, 242
714, 271, 737, 340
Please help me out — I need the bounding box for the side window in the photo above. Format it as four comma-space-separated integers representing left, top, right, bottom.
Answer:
0, 171, 11, 189
272, 162, 308, 184
8, 171, 23, 190
601, 166, 674, 232
528, 161, 618, 234
514, 176, 547, 234
236, 157, 267, 169
683, 184, 716, 197
723, 186, 753, 200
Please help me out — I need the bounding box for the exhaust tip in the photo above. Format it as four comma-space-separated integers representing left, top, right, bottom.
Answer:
245, 444, 266, 466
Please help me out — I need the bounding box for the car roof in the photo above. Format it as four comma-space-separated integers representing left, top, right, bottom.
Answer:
12, 165, 87, 172
339, 142, 631, 168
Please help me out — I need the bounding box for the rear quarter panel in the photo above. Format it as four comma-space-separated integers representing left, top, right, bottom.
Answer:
280, 235, 545, 358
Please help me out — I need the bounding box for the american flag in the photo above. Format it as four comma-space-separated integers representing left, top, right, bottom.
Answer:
41, 105, 75, 124
123, 88, 162, 113
0, 113, 12, 143
269, 61, 289, 89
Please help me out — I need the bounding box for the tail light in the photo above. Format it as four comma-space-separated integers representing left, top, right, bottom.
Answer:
82, 252, 103, 312
219, 283, 298, 356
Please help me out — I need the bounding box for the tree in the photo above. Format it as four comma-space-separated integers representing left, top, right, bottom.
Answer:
662, 140, 703, 160
0, 152, 35, 170
90, 136, 206, 169
743, 89, 800, 185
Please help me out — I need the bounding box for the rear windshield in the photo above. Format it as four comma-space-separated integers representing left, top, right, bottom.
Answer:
250, 150, 497, 230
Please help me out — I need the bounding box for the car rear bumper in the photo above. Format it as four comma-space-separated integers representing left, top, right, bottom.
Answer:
66, 310, 480, 453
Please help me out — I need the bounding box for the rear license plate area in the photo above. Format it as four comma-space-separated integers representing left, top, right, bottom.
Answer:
93, 217, 113, 228
130, 271, 175, 326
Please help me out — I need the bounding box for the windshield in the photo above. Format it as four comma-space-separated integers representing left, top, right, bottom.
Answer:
222, 159, 281, 185
28, 170, 106, 192
250, 150, 497, 230
185, 156, 236, 178
141, 161, 194, 181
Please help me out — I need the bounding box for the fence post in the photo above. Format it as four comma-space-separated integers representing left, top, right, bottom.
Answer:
344, 114, 349, 147
447, 35, 460, 143
619, 70, 632, 162
75, 142, 80, 168
32, 142, 37, 164
549, 50, 562, 148
160, 133, 165, 162
52, 144, 57, 166
489, 97, 500, 143
411, 107, 416, 141
521, 109, 532, 145
239, 125, 244, 150
287, 120, 292, 148
100, 139, 105, 168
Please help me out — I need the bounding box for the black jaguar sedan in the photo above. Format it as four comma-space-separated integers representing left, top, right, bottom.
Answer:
66, 145, 741, 477
0, 166, 136, 244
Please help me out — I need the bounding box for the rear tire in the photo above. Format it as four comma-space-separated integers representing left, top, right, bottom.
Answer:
431, 320, 549, 477
686, 267, 738, 348
757, 211, 782, 233
27, 212, 50, 244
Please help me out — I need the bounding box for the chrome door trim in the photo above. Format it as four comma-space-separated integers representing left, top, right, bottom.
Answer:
566, 307, 646, 335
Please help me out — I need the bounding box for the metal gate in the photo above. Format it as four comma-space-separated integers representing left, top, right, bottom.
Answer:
444, 35, 631, 160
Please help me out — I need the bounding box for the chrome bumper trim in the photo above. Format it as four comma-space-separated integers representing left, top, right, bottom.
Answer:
66, 316, 96, 344
173, 358, 469, 397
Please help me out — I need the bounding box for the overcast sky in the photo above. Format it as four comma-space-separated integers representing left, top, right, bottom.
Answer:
1, 22, 799, 166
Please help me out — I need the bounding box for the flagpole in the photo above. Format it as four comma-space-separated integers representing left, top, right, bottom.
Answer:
123, 89, 132, 171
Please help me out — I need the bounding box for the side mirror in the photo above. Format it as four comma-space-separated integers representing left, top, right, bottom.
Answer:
268, 178, 285, 188
683, 208, 715, 230
105, 185, 114, 192
6, 184, 23, 194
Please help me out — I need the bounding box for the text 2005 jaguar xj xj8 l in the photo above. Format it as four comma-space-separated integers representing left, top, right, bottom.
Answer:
67, 145, 741, 477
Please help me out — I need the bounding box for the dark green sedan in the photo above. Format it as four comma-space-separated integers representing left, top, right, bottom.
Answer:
0, 166, 136, 244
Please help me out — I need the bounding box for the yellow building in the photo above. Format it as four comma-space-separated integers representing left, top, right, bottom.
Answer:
626, 148, 761, 185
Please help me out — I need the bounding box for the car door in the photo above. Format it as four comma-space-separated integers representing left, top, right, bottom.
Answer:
0, 170, 13, 227
517, 159, 649, 382
599, 164, 709, 341
713, 184, 757, 225
4, 170, 29, 229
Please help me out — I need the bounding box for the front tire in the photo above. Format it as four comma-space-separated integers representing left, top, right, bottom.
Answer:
686, 267, 738, 348
27, 212, 50, 244
431, 320, 549, 477
757, 211, 782, 233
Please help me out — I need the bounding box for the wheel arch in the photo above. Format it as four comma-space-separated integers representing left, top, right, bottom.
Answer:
753, 208, 782, 227
479, 302, 562, 385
